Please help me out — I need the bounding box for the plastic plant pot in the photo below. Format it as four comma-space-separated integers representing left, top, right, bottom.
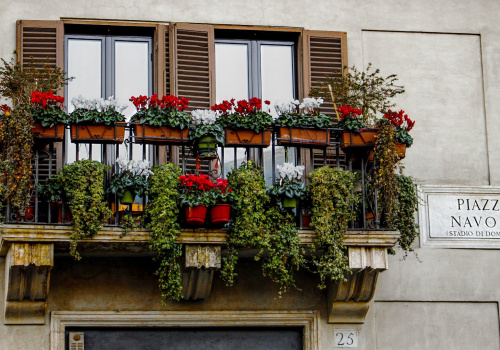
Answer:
186, 205, 207, 225
120, 189, 135, 205
210, 203, 231, 224
282, 197, 297, 208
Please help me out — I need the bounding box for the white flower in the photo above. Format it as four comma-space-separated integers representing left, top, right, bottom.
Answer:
116, 158, 153, 177
274, 100, 298, 115
71, 95, 127, 113
277, 162, 305, 181
301, 97, 323, 113
191, 109, 219, 125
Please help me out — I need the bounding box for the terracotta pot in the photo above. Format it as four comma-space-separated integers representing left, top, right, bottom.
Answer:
277, 127, 330, 147
282, 197, 297, 208
341, 129, 379, 149
224, 129, 271, 147
185, 205, 207, 225
210, 203, 231, 224
133, 124, 189, 144
70, 122, 126, 144
395, 143, 407, 158
32, 123, 65, 141
302, 213, 312, 228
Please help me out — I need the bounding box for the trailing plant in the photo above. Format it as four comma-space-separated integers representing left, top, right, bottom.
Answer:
337, 105, 366, 133
108, 158, 153, 198
56, 159, 113, 259
222, 160, 269, 286
383, 109, 415, 147
130, 94, 191, 128
188, 109, 224, 145
69, 95, 126, 125
392, 174, 419, 256
308, 166, 358, 289
120, 211, 141, 238
374, 121, 398, 229
178, 174, 214, 207
146, 163, 183, 302
274, 98, 334, 129
268, 163, 307, 204
262, 204, 304, 295
0, 54, 69, 211
213, 98, 274, 133
30, 90, 67, 127
310, 63, 405, 122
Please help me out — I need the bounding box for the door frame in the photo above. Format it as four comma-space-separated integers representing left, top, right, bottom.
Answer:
50, 310, 320, 350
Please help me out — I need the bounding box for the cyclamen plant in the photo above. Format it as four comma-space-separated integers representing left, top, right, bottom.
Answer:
212, 98, 274, 133
178, 174, 215, 207
269, 163, 307, 202
130, 94, 191, 129
30, 90, 67, 127
69, 95, 127, 125
383, 109, 415, 147
206, 178, 237, 206
274, 97, 333, 129
189, 109, 224, 145
337, 105, 366, 133
108, 158, 153, 198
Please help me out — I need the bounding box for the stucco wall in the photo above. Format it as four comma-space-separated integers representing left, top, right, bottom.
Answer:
0, 0, 499, 349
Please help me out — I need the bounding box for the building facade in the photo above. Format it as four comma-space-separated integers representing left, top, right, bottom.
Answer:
1, 0, 500, 349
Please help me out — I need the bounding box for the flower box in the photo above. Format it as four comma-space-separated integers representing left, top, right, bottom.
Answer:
132, 124, 189, 145
341, 128, 378, 149
277, 127, 330, 148
395, 142, 407, 158
70, 122, 126, 144
32, 123, 65, 141
224, 129, 271, 147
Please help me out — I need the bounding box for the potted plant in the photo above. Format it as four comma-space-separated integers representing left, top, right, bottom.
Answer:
108, 157, 153, 205
268, 163, 307, 209
130, 94, 191, 144
69, 95, 127, 144
30, 90, 66, 140
274, 97, 334, 147
383, 109, 415, 158
338, 105, 378, 149
206, 177, 236, 224
189, 109, 224, 157
212, 98, 273, 147
36, 175, 72, 223
178, 173, 214, 225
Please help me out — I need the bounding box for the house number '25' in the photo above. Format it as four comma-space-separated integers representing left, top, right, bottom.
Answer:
334, 329, 358, 348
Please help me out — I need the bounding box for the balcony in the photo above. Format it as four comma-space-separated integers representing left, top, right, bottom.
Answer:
0, 124, 399, 325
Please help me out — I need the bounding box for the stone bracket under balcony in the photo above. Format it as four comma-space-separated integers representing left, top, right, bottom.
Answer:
182, 245, 221, 300
327, 246, 389, 324
4, 242, 54, 325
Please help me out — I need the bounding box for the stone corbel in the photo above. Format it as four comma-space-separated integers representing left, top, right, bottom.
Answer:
4, 243, 54, 324
181, 245, 221, 300
327, 246, 388, 324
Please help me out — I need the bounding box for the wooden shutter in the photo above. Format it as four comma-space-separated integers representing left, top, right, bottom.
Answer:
155, 24, 170, 96
171, 23, 215, 111
301, 30, 347, 117
16, 20, 64, 71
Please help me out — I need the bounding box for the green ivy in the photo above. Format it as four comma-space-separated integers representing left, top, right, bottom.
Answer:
308, 166, 358, 289
57, 159, 113, 259
392, 174, 419, 256
221, 160, 269, 286
146, 163, 183, 302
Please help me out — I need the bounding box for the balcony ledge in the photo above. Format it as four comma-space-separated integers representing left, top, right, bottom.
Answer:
0, 224, 399, 257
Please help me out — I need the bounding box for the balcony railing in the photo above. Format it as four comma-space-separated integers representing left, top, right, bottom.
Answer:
4, 124, 382, 230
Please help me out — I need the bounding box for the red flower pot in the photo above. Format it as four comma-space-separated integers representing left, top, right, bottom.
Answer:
302, 213, 312, 228
210, 203, 231, 224
185, 205, 207, 225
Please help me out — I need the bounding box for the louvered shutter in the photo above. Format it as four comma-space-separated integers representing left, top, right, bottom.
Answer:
171, 23, 215, 111
155, 24, 169, 96
302, 30, 347, 116
16, 20, 64, 71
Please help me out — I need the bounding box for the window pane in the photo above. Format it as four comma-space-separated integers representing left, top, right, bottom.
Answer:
261, 45, 295, 185
216, 43, 249, 102
114, 40, 150, 121
66, 38, 103, 163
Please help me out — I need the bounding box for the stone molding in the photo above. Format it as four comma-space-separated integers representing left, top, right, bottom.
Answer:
50, 310, 320, 350
182, 245, 221, 300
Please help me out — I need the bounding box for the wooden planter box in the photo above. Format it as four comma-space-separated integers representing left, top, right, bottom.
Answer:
32, 123, 65, 141
132, 124, 189, 145
224, 129, 271, 147
70, 123, 126, 144
341, 129, 379, 149
277, 127, 330, 148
